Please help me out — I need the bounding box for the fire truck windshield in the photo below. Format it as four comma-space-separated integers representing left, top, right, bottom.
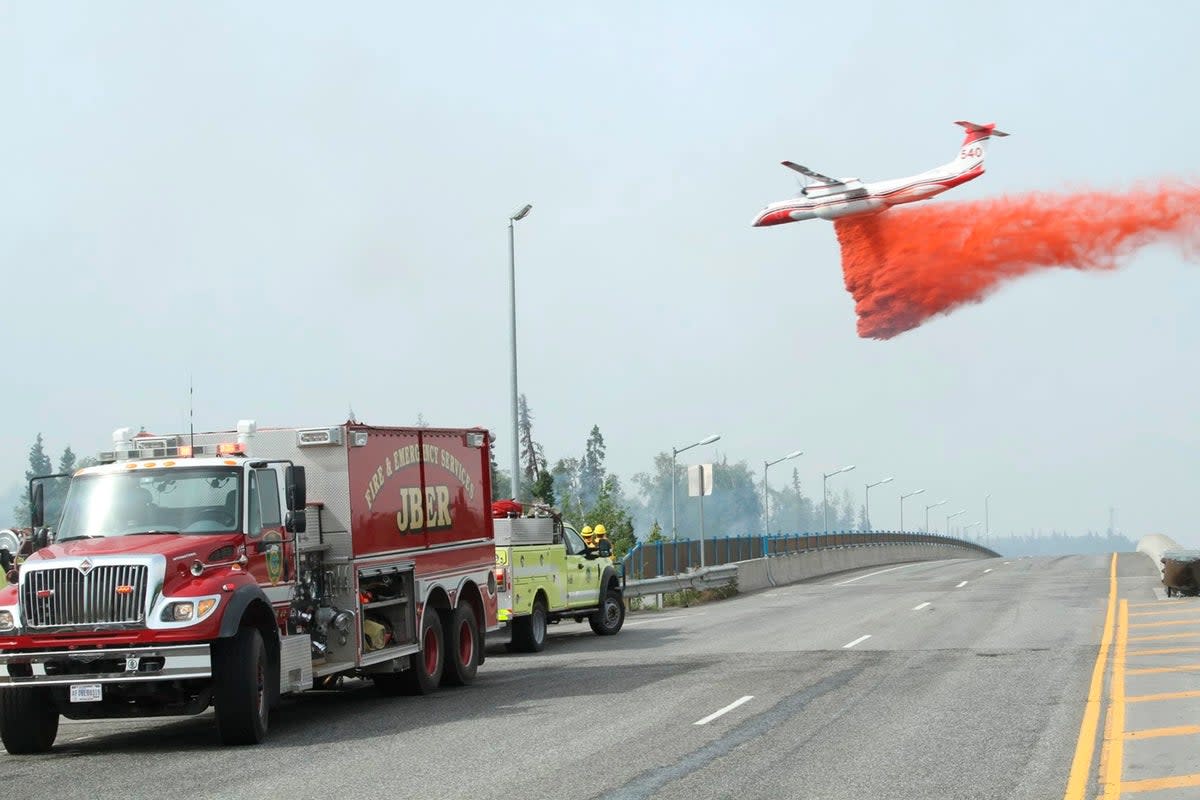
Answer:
56, 467, 243, 539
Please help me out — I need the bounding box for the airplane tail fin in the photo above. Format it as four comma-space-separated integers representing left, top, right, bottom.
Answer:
952, 121, 1009, 168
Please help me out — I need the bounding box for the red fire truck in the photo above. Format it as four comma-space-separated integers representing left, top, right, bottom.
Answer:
0, 420, 498, 752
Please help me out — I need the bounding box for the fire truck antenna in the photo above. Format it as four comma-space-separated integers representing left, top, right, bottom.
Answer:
189, 374, 195, 452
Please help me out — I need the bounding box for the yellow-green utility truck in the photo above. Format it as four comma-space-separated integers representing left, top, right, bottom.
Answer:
493, 517, 624, 652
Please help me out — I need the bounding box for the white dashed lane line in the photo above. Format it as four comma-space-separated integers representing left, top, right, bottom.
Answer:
912, 602, 931, 611
832, 563, 920, 586
843, 635, 872, 649
694, 695, 754, 726
956, 581, 968, 588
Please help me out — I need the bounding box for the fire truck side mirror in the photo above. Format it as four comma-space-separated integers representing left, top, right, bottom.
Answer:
29, 482, 45, 528
286, 510, 307, 535
285, 466, 307, 512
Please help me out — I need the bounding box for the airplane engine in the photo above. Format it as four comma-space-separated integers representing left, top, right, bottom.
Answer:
815, 198, 887, 221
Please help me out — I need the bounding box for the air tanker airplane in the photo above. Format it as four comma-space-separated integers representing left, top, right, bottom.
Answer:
752, 121, 1008, 226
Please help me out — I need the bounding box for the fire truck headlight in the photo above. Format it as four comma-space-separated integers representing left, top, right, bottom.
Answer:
162, 602, 195, 622
0, 611, 14, 631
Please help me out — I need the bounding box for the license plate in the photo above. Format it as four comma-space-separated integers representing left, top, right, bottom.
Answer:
69, 684, 103, 703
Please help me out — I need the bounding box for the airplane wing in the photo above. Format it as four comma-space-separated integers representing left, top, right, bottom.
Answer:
781, 161, 839, 184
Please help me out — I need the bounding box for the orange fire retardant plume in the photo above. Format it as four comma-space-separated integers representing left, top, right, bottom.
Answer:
834, 185, 1200, 339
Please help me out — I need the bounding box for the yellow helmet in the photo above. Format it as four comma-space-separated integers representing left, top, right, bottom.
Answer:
593, 524, 607, 536
581, 526, 593, 536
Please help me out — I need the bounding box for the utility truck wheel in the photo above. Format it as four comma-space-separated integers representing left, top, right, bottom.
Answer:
401, 610, 444, 695
0, 687, 59, 754
512, 596, 548, 652
589, 589, 625, 636
213, 627, 270, 745
440, 605, 479, 686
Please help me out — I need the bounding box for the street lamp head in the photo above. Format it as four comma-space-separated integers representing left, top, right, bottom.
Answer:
510, 204, 533, 221
840, 465, 856, 474
698, 434, 721, 446
902, 488, 925, 499
785, 450, 804, 460
880, 476, 894, 485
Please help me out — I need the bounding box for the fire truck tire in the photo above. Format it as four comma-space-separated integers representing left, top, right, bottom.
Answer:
401, 610, 444, 695
0, 688, 59, 754
588, 589, 625, 636
440, 604, 479, 686
213, 626, 270, 745
512, 596, 547, 652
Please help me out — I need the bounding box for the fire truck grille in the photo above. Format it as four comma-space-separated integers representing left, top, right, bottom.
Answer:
20, 565, 149, 628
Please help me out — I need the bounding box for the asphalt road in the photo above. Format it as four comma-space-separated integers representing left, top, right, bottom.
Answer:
3, 553, 1170, 800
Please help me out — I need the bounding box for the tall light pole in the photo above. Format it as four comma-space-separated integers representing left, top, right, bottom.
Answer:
864, 476, 894, 532
985, 493, 991, 538
924, 499, 947, 533
763, 450, 803, 534
963, 521, 982, 539
671, 434, 721, 542
900, 488, 925, 533
507, 203, 532, 501
946, 509, 967, 536
822, 465, 856, 535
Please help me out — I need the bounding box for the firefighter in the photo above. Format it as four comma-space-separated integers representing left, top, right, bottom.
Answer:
592, 524, 608, 550
580, 525, 594, 547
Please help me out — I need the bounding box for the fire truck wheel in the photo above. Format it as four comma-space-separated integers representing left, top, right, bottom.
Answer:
512, 596, 548, 653
400, 610, 444, 695
213, 626, 270, 745
440, 604, 479, 686
0, 687, 59, 754
588, 589, 625, 636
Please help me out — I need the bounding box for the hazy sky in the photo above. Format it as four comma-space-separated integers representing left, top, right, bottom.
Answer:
3, 2, 1196, 544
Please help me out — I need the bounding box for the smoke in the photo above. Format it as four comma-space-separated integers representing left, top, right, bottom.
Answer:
834, 184, 1200, 339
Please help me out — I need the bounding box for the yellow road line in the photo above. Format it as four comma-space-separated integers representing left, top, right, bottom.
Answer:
1128, 618, 1200, 629
1063, 553, 1117, 800
1129, 607, 1200, 619
1127, 631, 1200, 643
1100, 598, 1128, 800
1128, 599, 1189, 608
1124, 724, 1200, 740
1126, 663, 1200, 676
1120, 773, 1200, 793
1126, 646, 1200, 657
1127, 690, 1200, 704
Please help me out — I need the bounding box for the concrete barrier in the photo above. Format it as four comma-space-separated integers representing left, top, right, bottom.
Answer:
735, 542, 990, 592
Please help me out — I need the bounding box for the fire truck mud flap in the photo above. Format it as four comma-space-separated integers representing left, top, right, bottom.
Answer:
0, 643, 212, 686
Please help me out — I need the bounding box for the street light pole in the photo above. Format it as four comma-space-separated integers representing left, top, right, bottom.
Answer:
864, 476, 894, 532
924, 499, 948, 533
671, 434, 721, 542
822, 465, 856, 535
985, 494, 991, 538
900, 489, 925, 533
507, 203, 532, 502
763, 450, 803, 534
946, 509, 967, 536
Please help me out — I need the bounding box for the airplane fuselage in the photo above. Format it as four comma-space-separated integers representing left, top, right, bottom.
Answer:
753, 164, 983, 226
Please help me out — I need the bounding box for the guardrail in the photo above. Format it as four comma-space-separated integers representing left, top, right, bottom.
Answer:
621, 530, 997, 581
621, 564, 738, 598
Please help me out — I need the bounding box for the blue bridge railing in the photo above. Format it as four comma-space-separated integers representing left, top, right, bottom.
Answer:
620, 530, 996, 581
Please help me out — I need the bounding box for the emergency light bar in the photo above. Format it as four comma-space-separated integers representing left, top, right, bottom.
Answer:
98, 442, 244, 464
